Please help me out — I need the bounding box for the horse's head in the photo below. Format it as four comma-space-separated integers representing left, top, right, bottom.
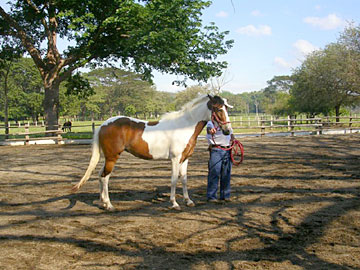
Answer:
207, 95, 232, 135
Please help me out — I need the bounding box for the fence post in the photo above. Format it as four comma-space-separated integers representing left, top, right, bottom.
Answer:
57, 126, 63, 144
25, 124, 30, 145
349, 116, 352, 133
5, 122, 9, 139
315, 118, 322, 135
92, 122, 95, 134
287, 115, 291, 131
261, 126, 265, 137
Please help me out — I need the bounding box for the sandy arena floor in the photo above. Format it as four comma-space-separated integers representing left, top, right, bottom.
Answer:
0, 135, 359, 270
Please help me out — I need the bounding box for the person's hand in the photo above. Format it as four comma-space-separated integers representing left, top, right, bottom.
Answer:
209, 128, 217, 135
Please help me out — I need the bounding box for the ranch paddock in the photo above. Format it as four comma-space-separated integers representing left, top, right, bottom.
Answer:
0, 135, 359, 270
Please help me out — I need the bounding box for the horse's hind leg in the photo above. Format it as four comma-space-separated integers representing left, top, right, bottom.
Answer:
179, 159, 195, 207
99, 158, 117, 211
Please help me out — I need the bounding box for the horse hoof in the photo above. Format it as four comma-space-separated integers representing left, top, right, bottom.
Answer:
186, 201, 195, 207
171, 205, 181, 211
102, 203, 115, 211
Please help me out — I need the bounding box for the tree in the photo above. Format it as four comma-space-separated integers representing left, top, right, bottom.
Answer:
262, 75, 293, 115
174, 85, 209, 109
0, 53, 14, 137
11, 57, 44, 121
290, 44, 359, 119
0, 1, 233, 130
86, 67, 157, 117
0, 45, 22, 137
338, 24, 360, 95
209, 69, 233, 94
221, 91, 248, 113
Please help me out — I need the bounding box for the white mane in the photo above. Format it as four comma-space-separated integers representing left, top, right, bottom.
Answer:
161, 95, 208, 120
161, 95, 209, 121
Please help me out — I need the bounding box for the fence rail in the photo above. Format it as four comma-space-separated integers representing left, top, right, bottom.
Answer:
230, 116, 360, 136
1, 116, 359, 145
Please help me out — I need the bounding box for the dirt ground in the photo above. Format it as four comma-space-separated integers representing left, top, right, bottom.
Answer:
0, 135, 359, 270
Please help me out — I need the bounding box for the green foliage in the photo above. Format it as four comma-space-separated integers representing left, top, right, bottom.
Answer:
261, 76, 293, 115
174, 85, 209, 109
124, 105, 136, 116
221, 91, 248, 113
0, 57, 43, 121
65, 73, 94, 99
290, 42, 360, 117
1, 0, 233, 128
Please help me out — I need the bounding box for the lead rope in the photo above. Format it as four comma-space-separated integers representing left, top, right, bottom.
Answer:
211, 113, 244, 165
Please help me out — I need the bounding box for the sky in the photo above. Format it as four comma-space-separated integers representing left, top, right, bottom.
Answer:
1, 0, 360, 94
153, 0, 360, 94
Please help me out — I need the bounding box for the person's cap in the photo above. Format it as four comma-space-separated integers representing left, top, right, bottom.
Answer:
223, 98, 233, 108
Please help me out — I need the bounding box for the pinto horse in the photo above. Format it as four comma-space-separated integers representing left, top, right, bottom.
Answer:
71, 95, 232, 210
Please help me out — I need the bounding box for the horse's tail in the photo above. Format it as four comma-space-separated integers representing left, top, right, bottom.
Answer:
71, 127, 101, 193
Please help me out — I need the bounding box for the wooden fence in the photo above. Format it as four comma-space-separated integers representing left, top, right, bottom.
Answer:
230, 116, 360, 136
0, 122, 96, 145
0, 116, 359, 145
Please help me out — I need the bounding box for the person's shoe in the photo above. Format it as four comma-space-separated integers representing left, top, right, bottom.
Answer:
220, 198, 231, 202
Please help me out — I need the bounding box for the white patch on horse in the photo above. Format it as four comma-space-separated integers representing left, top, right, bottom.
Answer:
142, 120, 195, 159
142, 96, 211, 160
101, 116, 145, 127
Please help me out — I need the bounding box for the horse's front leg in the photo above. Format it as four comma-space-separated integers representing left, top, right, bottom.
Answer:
170, 156, 181, 210
179, 159, 195, 207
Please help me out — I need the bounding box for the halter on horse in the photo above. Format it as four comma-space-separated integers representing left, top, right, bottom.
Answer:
72, 95, 231, 211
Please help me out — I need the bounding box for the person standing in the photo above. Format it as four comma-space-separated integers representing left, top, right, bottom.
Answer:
206, 99, 235, 203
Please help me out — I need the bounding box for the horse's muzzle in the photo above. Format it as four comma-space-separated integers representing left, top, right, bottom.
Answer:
222, 129, 231, 136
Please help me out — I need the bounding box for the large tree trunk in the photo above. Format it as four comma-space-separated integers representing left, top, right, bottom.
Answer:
44, 82, 60, 131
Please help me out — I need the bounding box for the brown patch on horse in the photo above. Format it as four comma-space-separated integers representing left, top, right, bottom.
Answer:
147, 121, 159, 126
180, 121, 207, 163
98, 118, 153, 171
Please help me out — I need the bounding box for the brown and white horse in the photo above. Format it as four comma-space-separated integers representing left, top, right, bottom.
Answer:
72, 95, 232, 210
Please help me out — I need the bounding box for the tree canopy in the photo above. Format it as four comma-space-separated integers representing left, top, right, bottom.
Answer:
0, 0, 233, 129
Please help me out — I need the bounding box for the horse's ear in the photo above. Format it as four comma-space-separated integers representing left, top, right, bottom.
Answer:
207, 94, 214, 109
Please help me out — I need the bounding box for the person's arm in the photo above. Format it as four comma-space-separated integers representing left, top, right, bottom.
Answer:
230, 127, 235, 143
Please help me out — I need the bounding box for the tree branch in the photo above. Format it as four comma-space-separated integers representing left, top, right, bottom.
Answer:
0, 6, 46, 73
24, 0, 49, 32
58, 55, 97, 83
